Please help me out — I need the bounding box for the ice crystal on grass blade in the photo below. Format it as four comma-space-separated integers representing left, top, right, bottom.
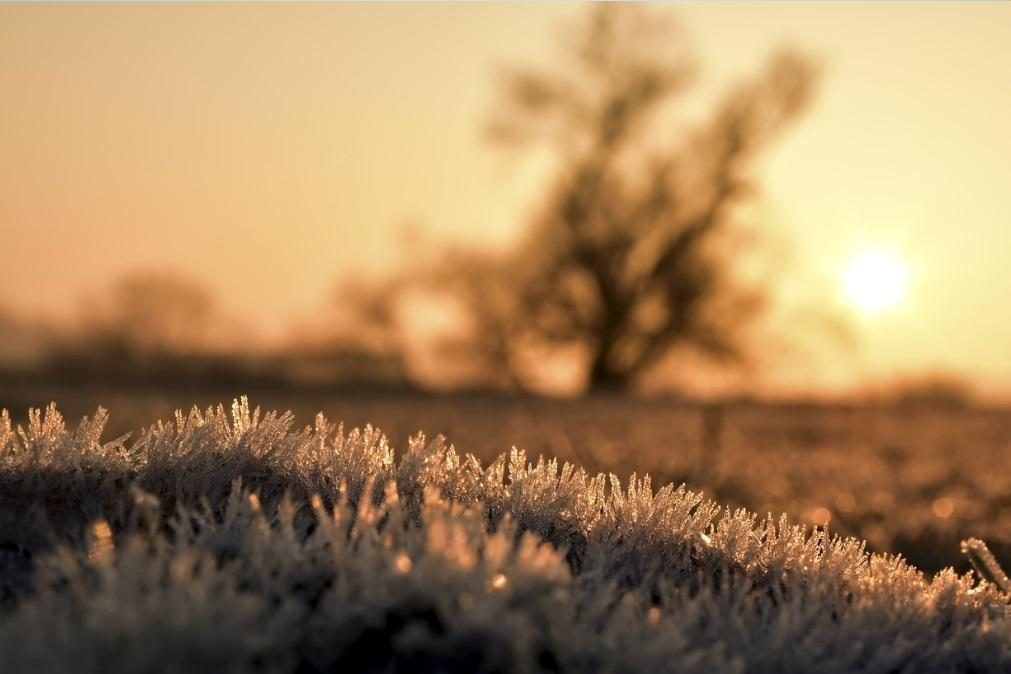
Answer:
962, 537, 1011, 595
0, 399, 1009, 673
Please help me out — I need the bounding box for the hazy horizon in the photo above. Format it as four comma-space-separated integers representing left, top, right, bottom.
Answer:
3, 3, 1010, 399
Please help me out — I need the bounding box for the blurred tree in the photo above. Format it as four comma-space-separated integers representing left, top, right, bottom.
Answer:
440, 5, 819, 392
892, 374, 974, 409
0, 305, 52, 370
329, 276, 404, 358
80, 271, 221, 363
36, 271, 228, 383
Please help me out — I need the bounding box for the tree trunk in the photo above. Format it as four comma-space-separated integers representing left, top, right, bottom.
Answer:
587, 355, 631, 393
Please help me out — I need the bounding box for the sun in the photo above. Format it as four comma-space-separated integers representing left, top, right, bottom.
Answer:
842, 249, 908, 314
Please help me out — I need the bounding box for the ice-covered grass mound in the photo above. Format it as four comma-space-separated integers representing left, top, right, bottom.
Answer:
0, 399, 1008, 673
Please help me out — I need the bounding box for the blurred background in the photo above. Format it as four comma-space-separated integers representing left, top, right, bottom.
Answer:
2, 3, 1011, 571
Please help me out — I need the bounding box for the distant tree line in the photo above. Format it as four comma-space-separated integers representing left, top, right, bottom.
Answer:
1, 271, 410, 392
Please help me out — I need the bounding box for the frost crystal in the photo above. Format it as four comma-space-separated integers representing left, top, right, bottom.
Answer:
0, 398, 1008, 673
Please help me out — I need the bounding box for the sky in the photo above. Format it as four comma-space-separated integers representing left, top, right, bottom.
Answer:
1, 3, 1010, 398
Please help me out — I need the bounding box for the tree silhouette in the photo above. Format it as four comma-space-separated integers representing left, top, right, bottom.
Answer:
62, 271, 222, 370
100, 272, 219, 359
443, 5, 818, 392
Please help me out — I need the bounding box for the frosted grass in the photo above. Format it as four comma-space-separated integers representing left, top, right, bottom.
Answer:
0, 399, 1008, 673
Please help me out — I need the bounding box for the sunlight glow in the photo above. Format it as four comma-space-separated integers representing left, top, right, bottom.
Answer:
843, 249, 908, 314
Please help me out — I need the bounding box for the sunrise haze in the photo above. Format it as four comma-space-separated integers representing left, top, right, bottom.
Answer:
2, 3, 1010, 398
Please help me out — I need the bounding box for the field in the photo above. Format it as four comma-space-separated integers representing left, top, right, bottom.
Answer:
5, 383, 1010, 573
2, 386, 1011, 672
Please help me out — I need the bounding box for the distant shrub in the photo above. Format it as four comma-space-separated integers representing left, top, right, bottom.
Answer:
891, 374, 975, 409
0, 399, 1009, 673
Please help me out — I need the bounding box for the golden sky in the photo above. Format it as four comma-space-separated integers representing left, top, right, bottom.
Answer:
1, 3, 1010, 397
